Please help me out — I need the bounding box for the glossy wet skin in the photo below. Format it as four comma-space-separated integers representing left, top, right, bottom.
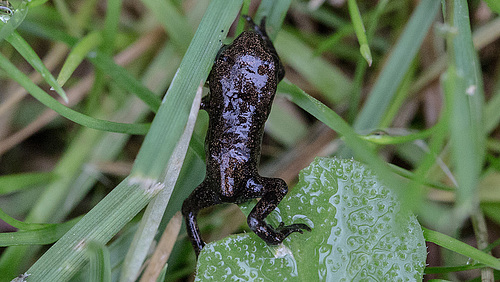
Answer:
182, 17, 311, 257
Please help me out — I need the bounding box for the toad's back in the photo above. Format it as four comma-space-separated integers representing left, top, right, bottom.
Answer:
203, 31, 281, 196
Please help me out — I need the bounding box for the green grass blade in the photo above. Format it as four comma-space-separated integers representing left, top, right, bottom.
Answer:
354, 0, 440, 130
7, 31, 68, 102
485, 83, 500, 133
57, 31, 102, 87
89, 52, 161, 112
26, 0, 48, 8
275, 31, 352, 104
423, 227, 500, 270
0, 53, 150, 135
140, 0, 192, 51
425, 263, 486, 274
25, 177, 164, 280
446, 0, 486, 219
101, 0, 121, 55
347, 0, 372, 65
0, 218, 79, 246
0, 209, 49, 230
254, 0, 291, 39
53, 0, 80, 36
119, 85, 200, 281
0, 172, 54, 195
87, 242, 111, 282
484, 0, 500, 14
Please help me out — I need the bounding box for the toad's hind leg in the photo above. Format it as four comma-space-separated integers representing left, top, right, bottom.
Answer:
246, 177, 311, 245
182, 181, 221, 257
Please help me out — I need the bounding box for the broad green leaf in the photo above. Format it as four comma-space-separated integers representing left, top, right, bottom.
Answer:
196, 158, 426, 281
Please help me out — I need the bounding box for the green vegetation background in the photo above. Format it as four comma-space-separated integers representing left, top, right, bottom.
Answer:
0, 0, 499, 281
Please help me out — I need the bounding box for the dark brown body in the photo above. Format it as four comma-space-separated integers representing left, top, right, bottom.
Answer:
182, 17, 310, 257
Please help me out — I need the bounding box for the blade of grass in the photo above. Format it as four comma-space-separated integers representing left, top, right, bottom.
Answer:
354, 0, 440, 131
275, 30, 352, 104
0, 218, 79, 246
27, 0, 48, 8
0, 209, 49, 230
52, 0, 80, 36
101, 0, 121, 55
119, 84, 200, 282
89, 52, 161, 113
423, 227, 500, 270
0, 53, 150, 135
87, 242, 111, 282
348, 0, 389, 122
446, 0, 485, 221
57, 31, 103, 87
483, 0, 500, 14
347, 0, 372, 65
0, 172, 54, 195
140, 0, 192, 52
6, 31, 68, 102
425, 263, 486, 274
279, 81, 405, 201
254, 0, 291, 39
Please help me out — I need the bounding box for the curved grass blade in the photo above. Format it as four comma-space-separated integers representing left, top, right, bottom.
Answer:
89, 52, 161, 113
0, 53, 150, 135
0, 217, 79, 246
0, 209, 47, 230
423, 227, 500, 270
0, 172, 54, 195
7, 31, 68, 102
278, 81, 403, 194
